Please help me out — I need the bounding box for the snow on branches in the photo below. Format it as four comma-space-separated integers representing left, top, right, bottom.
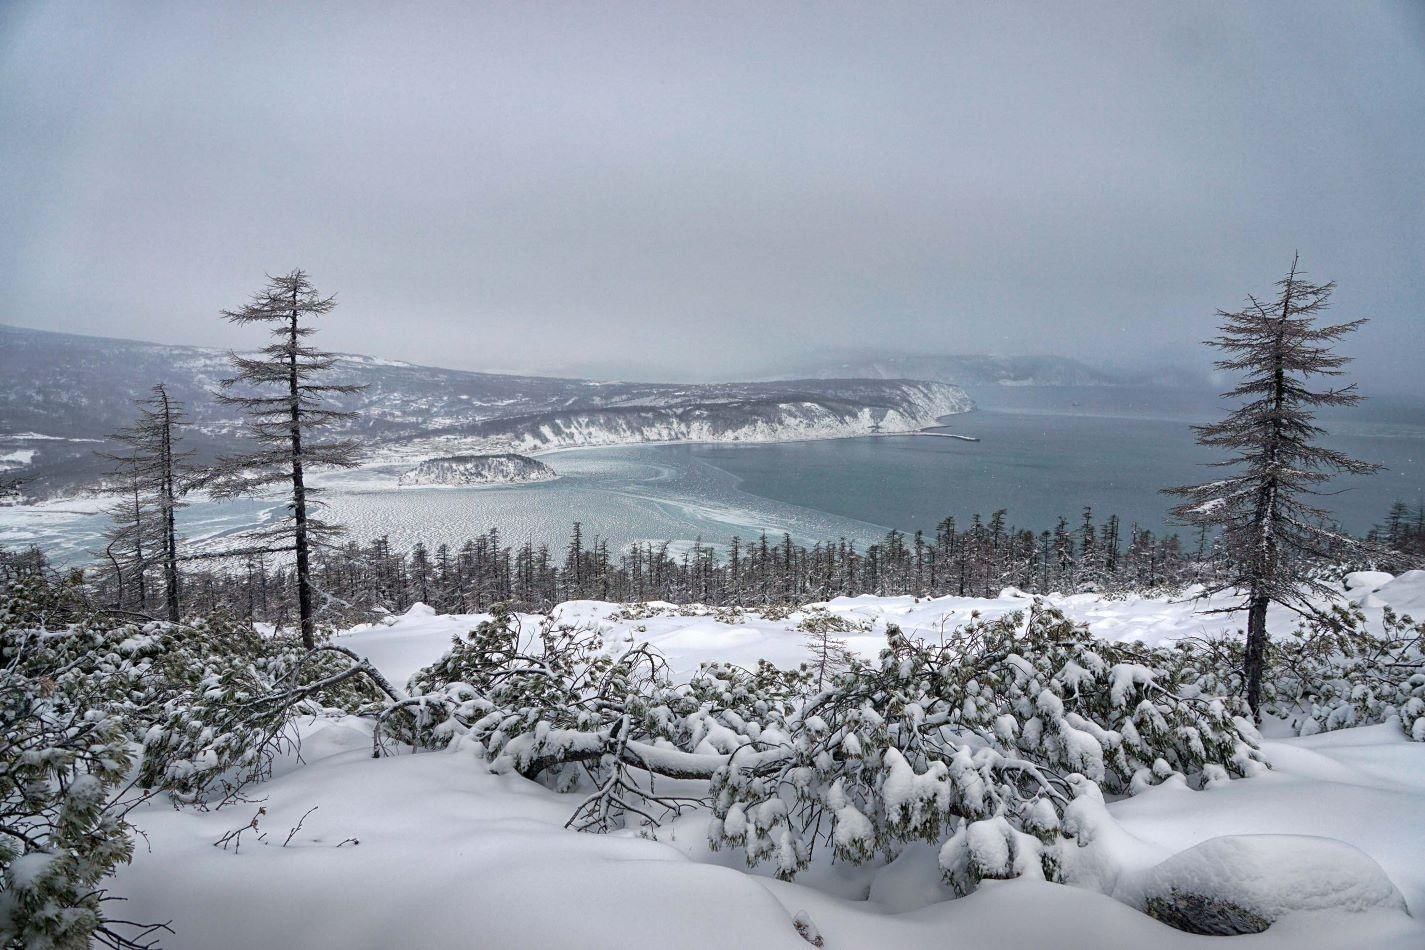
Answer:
0, 574, 403, 947
704, 603, 1266, 886
4, 568, 1416, 944
1177, 602, 1425, 742
0, 579, 163, 949
404, 601, 1268, 892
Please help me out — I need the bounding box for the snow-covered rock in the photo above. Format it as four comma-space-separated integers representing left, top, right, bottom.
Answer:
1119, 835, 1408, 935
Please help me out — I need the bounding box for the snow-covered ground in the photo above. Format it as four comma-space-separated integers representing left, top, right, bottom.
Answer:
310, 570, 1425, 688
109, 577, 1425, 949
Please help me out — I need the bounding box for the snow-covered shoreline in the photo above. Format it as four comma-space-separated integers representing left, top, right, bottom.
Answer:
525, 415, 976, 461
377, 387, 975, 467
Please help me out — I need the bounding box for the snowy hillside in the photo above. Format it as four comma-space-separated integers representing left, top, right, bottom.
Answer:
464, 380, 973, 453
397, 453, 556, 486
104, 576, 1425, 949
0, 324, 971, 497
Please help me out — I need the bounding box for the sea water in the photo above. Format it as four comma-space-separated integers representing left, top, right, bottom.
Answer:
5, 387, 1421, 565
684, 388, 1424, 539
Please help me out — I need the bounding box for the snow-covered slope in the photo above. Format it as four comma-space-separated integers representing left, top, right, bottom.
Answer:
472, 380, 972, 452
108, 578, 1425, 950
396, 453, 556, 486
109, 719, 1424, 949
333, 578, 1421, 686
0, 323, 972, 497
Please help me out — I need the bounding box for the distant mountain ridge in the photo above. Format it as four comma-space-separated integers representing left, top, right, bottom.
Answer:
786, 353, 1220, 390
791, 353, 1121, 387
0, 324, 972, 498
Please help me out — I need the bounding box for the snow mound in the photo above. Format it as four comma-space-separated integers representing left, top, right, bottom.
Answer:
1346, 571, 1394, 593
867, 842, 955, 912
1119, 835, 1408, 935
104, 589, 1425, 950
1375, 571, 1425, 617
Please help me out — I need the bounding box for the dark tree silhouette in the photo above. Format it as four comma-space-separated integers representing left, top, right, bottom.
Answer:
99, 384, 192, 619
209, 270, 363, 648
1372, 500, 1425, 558
99, 466, 157, 613
1166, 256, 1380, 715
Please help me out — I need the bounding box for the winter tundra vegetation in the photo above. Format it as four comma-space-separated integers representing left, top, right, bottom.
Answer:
2, 266, 1424, 949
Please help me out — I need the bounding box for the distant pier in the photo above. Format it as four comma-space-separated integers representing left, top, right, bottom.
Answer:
918, 431, 980, 442
867, 429, 981, 442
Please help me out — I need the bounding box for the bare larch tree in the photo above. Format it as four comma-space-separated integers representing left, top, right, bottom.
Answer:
99, 467, 158, 613
210, 270, 363, 648
1166, 255, 1380, 715
99, 384, 192, 619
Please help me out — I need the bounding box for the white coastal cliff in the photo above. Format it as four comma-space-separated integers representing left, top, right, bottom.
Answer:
475, 380, 974, 453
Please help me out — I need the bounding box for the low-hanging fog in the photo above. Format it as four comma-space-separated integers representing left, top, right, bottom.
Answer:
1, 1, 1422, 391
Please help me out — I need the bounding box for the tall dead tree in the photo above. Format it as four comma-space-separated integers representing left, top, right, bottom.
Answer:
99, 384, 192, 619
210, 270, 363, 648
99, 470, 157, 613
1166, 255, 1379, 715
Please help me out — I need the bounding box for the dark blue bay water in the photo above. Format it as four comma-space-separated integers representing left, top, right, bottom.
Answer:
679, 386, 1425, 537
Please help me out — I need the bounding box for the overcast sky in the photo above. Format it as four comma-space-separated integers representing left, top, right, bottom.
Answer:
2, 2, 1422, 389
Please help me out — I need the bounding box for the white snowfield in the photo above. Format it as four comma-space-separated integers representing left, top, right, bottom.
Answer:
111, 576, 1425, 949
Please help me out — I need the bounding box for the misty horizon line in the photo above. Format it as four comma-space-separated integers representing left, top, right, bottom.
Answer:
0, 318, 1240, 391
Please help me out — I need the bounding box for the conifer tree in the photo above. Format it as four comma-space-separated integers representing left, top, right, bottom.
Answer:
99, 471, 159, 612
1376, 500, 1422, 556
99, 384, 192, 619
1166, 256, 1379, 714
209, 270, 363, 648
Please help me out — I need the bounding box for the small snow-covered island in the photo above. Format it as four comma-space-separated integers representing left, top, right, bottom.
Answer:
397, 453, 556, 486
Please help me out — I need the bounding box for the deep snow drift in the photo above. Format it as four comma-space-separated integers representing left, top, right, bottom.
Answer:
109, 578, 1425, 949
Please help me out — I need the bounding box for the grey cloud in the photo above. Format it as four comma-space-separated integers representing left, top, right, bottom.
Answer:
1, 1, 1421, 391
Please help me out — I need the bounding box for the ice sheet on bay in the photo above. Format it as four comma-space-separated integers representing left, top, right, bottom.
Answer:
0, 444, 886, 566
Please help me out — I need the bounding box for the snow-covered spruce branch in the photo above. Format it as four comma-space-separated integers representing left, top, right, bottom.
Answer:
0, 581, 170, 948
138, 643, 400, 800
0, 579, 403, 805
399, 601, 1269, 891
9, 566, 1419, 940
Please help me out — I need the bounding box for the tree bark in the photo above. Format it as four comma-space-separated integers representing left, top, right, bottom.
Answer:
131, 483, 147, 611
158, 385, 181, 622
1244, 591, 1268, 717
288, 299, 314, 649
